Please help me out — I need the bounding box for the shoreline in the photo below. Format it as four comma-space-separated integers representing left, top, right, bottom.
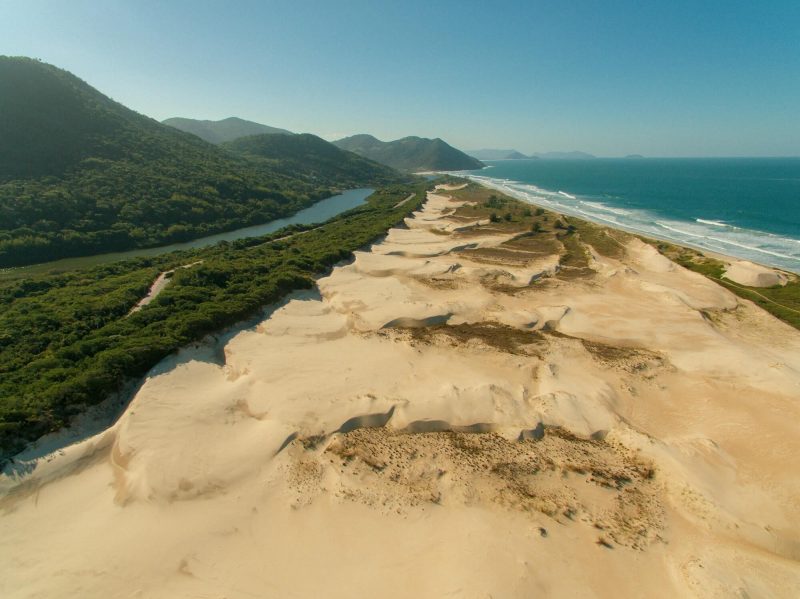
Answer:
458, 175, 798, 324
456, 171, 800, 276
476, 175, 794, 279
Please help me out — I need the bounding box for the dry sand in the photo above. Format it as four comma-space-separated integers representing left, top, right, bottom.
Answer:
723, 259, 789, 288
2, 187, 800, 598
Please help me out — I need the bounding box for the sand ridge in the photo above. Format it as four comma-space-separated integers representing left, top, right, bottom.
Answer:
1, 186, 800, 597
724, 259, 789, 287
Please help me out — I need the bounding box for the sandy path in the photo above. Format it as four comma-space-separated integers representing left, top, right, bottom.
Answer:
392, 192, 417, 208
1, 190, 799, 598
128, 260, 202, 314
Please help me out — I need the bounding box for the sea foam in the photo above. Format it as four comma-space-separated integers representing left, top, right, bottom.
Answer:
458, 173, 800, 273
696, 218, 729, 228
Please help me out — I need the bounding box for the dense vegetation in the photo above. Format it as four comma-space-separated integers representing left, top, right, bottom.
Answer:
162, 116, 293, 144
0, 182, 429, 459
0, 57, 402, 267
333, 134, 484, 172
223, 133, 400, 188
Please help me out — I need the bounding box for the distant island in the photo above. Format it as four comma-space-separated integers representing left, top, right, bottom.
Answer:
469, 149, 596, 160
468, 149, 532, 160
334, 134, 484, 172
625, 154, 646, 159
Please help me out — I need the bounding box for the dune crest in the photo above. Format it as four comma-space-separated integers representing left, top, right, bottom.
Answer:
724, 259, 789, 287
2, 187, 800, 597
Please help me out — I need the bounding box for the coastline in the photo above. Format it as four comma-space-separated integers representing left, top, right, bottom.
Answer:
457, 169, 800, 276
459, 175, 798, 326
471, 175, 794, 276
2, 183, 799, 596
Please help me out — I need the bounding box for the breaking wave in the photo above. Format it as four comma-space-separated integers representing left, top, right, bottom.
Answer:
459, 173, 800, 273
696, 218, 729, 228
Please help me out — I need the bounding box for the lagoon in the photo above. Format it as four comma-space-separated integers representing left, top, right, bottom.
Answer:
1, 188, 374, 279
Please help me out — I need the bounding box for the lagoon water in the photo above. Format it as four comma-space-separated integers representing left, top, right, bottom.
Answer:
462, 158, 800, 273
1, 188, 374, 278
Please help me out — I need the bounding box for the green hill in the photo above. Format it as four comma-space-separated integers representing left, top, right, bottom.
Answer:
223, 133, 399, 188
162, 116, 293, 144
0, 57, 398, 267
333, 134, 483, 172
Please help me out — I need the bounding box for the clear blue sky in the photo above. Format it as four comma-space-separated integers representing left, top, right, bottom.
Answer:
2, 0, 799, 157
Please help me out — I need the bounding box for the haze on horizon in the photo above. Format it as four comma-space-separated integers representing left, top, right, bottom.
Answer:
2, 0, 798, 158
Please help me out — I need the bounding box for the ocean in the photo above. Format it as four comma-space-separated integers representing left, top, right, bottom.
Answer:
460, 158, 800, 273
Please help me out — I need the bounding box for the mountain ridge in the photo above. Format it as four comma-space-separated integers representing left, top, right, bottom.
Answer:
162, 116, 293, 144
334, 134, 483, 172
0, 57, 399, 266
222, 132, 400, 187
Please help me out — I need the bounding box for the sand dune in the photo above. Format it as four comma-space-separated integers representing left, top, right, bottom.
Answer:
724, 259, 789, 287
2, 187, 800, 597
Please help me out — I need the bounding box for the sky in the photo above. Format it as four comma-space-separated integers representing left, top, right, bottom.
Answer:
2, 0, 799, 157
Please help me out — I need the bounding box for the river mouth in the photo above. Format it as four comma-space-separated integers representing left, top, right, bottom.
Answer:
0, 188, 374, 279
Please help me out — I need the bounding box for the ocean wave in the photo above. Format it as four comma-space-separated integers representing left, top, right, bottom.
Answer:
656, 222, 706, 239
454, 172, 800, 273
705, 236, 797, 261
583, 201, 632, 217
696, 218, 728, 228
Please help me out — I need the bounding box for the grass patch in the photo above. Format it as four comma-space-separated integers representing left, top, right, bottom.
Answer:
556, 232, 595, 280
441, 180, 601, 285
571, 219, 629, 259
392, 322, 544, 355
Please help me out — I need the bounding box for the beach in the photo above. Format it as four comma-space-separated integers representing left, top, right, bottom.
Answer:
461, 158, 800, 275
2, 182, 800, 597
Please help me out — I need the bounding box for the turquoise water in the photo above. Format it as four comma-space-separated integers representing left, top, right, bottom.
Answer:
1, 188, 374, 278
462, 158, 800, 273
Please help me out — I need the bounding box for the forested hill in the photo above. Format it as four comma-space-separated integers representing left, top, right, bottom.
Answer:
223, 133, 399, 188
333, 134, 484, 172
162, 116, 293, 144
0, 57, 401, 267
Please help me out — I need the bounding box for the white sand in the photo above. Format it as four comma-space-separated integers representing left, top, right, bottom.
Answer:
2, 190, 800, 597
723, 259, 789, 287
